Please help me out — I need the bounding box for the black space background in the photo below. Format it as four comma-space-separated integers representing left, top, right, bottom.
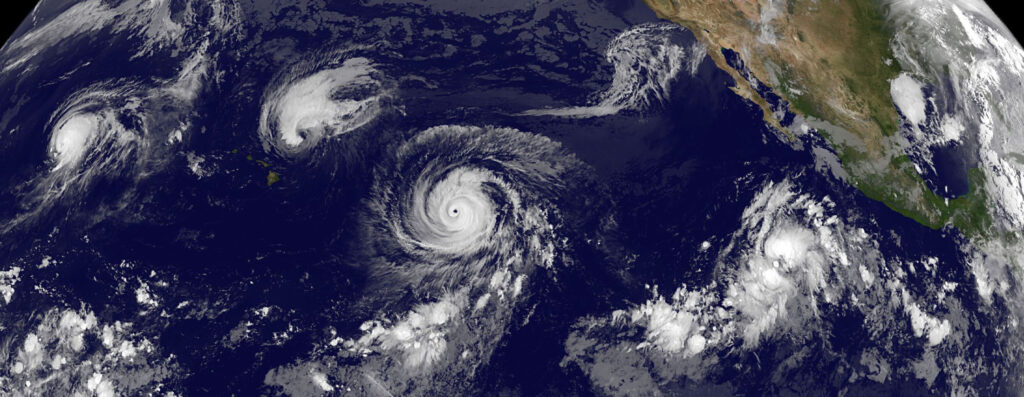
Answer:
0, 1, 1022, 51
2, 1, 37, 44
1, 0, 1023, 45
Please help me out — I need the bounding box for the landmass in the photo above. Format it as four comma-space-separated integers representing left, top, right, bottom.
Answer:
643, 0, 990, 236
245, 153, 282, 187
267, 170, 281, 187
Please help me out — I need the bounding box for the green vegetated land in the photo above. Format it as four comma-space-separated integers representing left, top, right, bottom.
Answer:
643, 0, 991, 237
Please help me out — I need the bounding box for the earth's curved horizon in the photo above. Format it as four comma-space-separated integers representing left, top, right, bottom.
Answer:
1, 0, 1023, 396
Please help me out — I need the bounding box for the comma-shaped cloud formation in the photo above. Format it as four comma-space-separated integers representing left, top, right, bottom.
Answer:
258, 55, 393, 159
521, 23, 704, 118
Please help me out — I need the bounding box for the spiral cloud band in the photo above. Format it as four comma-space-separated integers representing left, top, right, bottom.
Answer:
521, 23, 704, 118
40, 86, 144, 204
309, 125, 586, 394
368, 125, 578, 288
258, 56, 392, 158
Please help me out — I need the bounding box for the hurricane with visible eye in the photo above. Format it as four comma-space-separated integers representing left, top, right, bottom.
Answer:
368, 125, 579, 285
334, 125, 588, 393
258, 55, 393, 159
407, 168, 500, 254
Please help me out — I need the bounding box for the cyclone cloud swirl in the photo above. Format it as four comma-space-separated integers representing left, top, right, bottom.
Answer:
521, 23, 704, 118
286, 125, 586, 395
258, 53, 394, 160
0, 82, 148, 233
366, 125, 581, 288
44, 85, 144, 192
1, 45, 209, 235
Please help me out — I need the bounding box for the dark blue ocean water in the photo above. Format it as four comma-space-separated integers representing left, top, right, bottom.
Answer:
0, 0, 1008, 395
